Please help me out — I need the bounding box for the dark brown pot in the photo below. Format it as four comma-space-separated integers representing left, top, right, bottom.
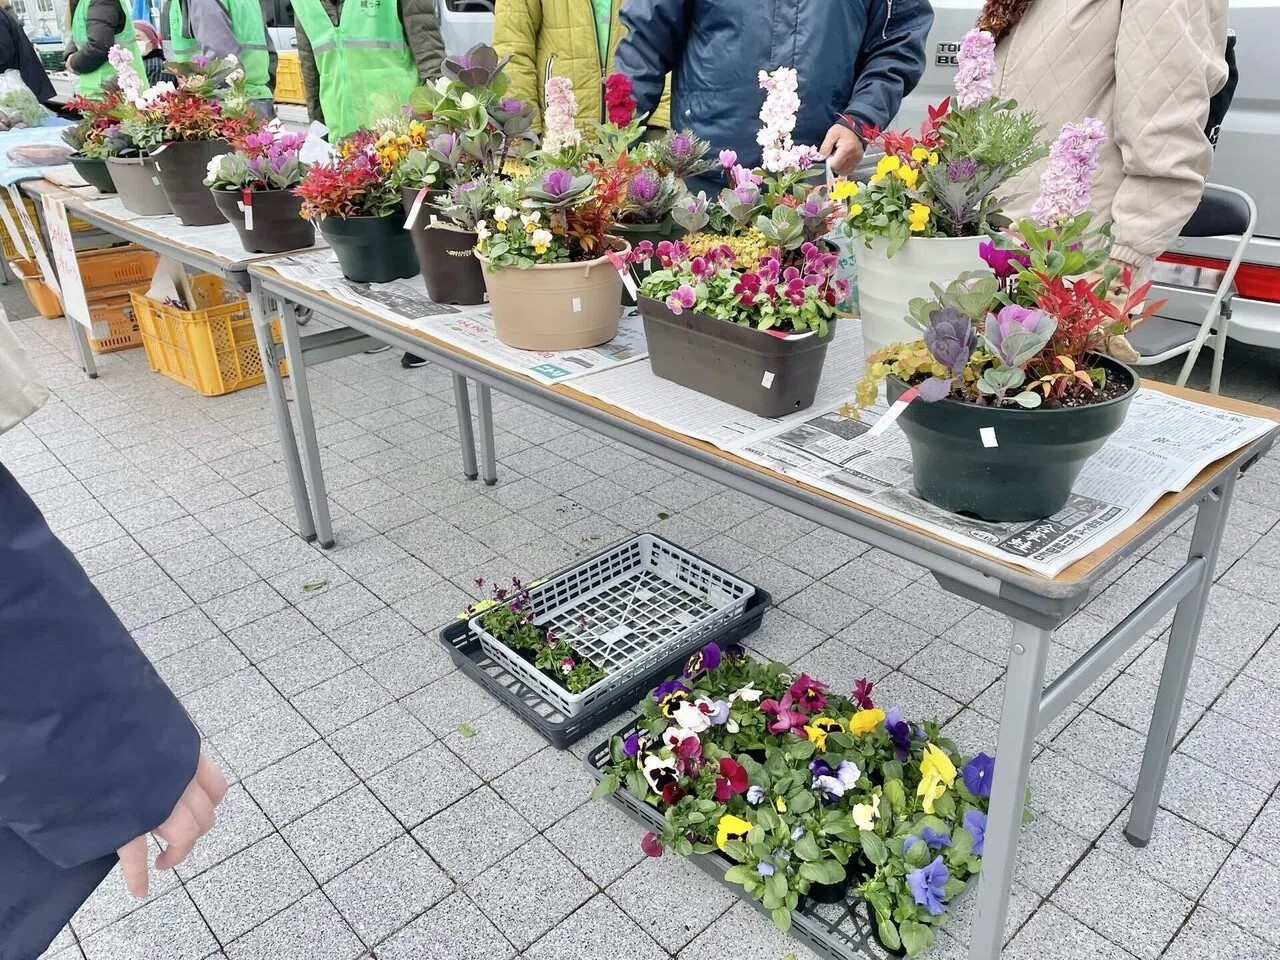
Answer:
152, 140, 231, 226
399, 185, 486, 305
212, 188, 316, 254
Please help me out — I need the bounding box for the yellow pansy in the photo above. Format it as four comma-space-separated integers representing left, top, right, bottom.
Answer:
852, 794, 881, 831
920, 743, 957, 787
870, 154, 901, 183
848, 708, 886, 736
907, 203, 931, 232
716, 814, 753, 851
830, 179, 861, 202
928, 152, 940, 166
910, 146, 929, 162
804, 716, 845, 751
918, 771, 947, 813
847, 202, 863, 218
774, 795, 787, 813
896, 164, 919, 189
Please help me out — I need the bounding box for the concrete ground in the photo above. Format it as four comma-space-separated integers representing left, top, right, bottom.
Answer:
3, 272, 1280, 960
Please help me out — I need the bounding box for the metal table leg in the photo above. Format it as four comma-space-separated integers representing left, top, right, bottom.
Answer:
1126, 470, 1236, 845
968, 619, 1052, 960
276, 301, 335, 548
453, 373, 479, 481
65, 315, 98, 378
248, 282, 316, 542
477, 383, 497, 486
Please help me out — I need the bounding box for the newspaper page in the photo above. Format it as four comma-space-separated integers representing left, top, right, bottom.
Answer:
569, 325, 866, 446
267, 250, 648, 385
83, 197, 304, 263
726, 390, 1275, 577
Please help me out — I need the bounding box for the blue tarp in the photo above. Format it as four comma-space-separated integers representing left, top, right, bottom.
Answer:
0, 119, 75, 187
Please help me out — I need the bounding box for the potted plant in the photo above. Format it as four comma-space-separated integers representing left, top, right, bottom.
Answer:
295, 124, 419, 283
205, 128, 314, 254
630, 67, 846, 418
836, 29, 1048, 359
62, 89, 127, 193
854, 120, 1163, 522
95, 47, 171, 215
594, 650, 997, 958
413, 177, 492, 305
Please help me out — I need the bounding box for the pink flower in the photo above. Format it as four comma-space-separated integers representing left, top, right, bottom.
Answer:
979, 240, 1031, 279
666, 285, 696, 315
954, 29, 996, 109
719, 149, 737, 169
788, 673, 829, 712
730, 165, 763, 187
542, 75, 581, 153
1029, 118, 1108, 226
760, 691, 808, 735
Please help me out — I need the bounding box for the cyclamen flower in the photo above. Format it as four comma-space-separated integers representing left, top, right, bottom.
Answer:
542, 76, 582, 153
1030, 118, 1108, 226
954, 29, 996, 109
719, 149, 737, 168
979, 240, 1031, 279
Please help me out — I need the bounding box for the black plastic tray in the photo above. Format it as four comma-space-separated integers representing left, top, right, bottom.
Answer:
585, 718, 901, 960
436, 586, 771, 750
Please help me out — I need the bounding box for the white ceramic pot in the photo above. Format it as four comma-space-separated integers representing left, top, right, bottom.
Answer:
854, 234, 986, 360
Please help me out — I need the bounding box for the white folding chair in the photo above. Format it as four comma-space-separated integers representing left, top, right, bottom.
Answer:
1129, 183, 1257, 395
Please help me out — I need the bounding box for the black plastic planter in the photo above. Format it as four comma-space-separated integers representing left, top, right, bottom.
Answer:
639, 295, 838, 417
69, 153, 116, 194
400, 185, 485, 305
805, 874, 851, 905
105, 155, 171, 216
212, 188, 316, 254
152, 140, 231, 226
886, 356, 1138, 522
318, 211, 419, 284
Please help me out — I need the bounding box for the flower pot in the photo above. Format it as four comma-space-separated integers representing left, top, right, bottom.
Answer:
318, 211, 419, 284
105, 155, 172, 216
886, 357, 1139, 522
69, 153, 116, 194
475, 246, 625, 351
614, 220, 686, 306
804, 873, 850, 905
855, 234, 984, 360
859, 901, 908, 958
152, 140, 232, 226
212, 188, 316, 255
638, 295, 838, 418
400, 185, 486, 305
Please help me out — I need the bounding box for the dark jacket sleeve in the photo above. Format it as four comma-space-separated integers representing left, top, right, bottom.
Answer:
615, 0, 687, 122
400, 0, 444, 82
0, 465, 198, 875
844, 0, 933, 131
67, 0, 125, 75
295, 18, 323, 124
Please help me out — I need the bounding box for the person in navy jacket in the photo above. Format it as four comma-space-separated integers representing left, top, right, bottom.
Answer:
0, 461, 226, 959
613, 0, 934, 188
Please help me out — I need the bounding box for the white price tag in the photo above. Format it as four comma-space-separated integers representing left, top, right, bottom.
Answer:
866, 386, 919, 438
242, 190, 254, 231
980, 426, 998, 448
571, 297, 582, 313
403, 186, 428, 229
761, 371, 775, 389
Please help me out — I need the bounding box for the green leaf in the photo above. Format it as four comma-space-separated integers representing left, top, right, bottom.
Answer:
457, 722, 477, 738
800, 860, 846, 884
771, 906, 793, 934
948, 827, 974, 862
877, 917, 902, 951
301, 578, 328, 592
724, 864, 756, 885
793, 832, 822, 862
900, 920, 933, 958
626, 769, 648, 799
765, 871, 788, 902
943, 877, 968, 899
589, 773, 619, 799
860, 830, 890, 866
905, 838, 930, 868
787, 791, 815, 815
656, 512, 670, 520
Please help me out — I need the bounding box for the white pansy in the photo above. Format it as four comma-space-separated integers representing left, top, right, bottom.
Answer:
730, 683, 763, 704
494, 204, 514, 223
671, 701, 711, 734
530, 228, 553, 248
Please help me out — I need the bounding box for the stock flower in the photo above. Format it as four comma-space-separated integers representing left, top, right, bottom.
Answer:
746, 785, 765, 805
1030, 117, 1108, 226
907, 856, 951, 916
756, 66, 821, 171
716, 814, 752, 851
963, 808, 988, 855
760, 692, 808, 735
641, 754, 679, 793
654, 679, 691, 718
803, 717, 844, 751
542, 76, 581, 152
853, 678, 875, 710
979, 240, 1030, 279
665, 284, 697, 315
907, 202, 931, 232
603, 73, 636, 125
788, 674, 828, 712
847, 708, 885, 736
884, 707, 912, 761
531, 228, 553, 255
714, 757, 749, 801
962, 752, 995, 798
852, 794, 881, 831
955, 29, 997, 109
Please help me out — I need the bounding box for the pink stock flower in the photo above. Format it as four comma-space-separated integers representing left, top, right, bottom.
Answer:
542, 75, 581, 153
1029, 118, 1108, 226
954, 29, 996, 109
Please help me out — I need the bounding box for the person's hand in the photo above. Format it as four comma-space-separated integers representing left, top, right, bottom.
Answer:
116, 753, 227, 897
820, 124, 864, 176
63, 58, 73, 73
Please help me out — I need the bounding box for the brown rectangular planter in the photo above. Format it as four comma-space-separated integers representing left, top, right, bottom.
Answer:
638, 296, 838, 417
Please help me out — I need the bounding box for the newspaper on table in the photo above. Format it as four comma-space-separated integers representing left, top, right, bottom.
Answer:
267, 249, 647, 384
84, 197, 293, 263
725, 389, 1275, 577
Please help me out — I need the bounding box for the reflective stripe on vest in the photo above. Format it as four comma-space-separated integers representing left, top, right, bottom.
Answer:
290, 0, 417, 139
167, 0, 272, 102
70, 0, 146, 97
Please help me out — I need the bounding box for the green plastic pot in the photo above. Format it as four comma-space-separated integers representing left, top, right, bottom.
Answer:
318, 211, 419, 284
886, 356, 1138, 522
68, 153, 116, 194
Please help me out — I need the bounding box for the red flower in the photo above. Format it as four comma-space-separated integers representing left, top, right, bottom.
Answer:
714, 758, 749, 802
640, 831, 665, 858
660, 782, 684, 805
853, 678, 875, 710
604, 73, 636, 126
788, 673, 829, 712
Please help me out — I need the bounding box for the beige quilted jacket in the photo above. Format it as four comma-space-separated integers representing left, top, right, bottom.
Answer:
994, 0, 1228, 270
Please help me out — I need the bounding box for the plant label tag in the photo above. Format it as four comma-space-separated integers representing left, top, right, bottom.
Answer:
866, 386, 919, 437
242, 190, 253, 231
571, 297, 582, 313
404, 187, 428, 229
152, 176, 160, 186
605, 249, 639, 298
761, 371, 775, 389
980, 426, 998, 448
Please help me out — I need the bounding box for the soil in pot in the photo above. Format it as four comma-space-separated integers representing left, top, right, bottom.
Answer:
318, 211, 419, 284
105, 155, 171, 216
69, 154, 116, 194
212, 189, 315, 254
152, 140, 232, 226
476, 246, 624, 351
887, 356, 1138, 522
638, 295, 837, 418
400, 185, 486, 305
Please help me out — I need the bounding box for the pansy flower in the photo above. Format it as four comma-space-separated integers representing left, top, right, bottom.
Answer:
671, 700, 712, 734
803, 716, 844, 751
729, 683, 762, 704
788, 673, 828, 712
906, 856, 950, 916
759, 691, 807, 735
654, 679, 691, 718
746, 785, 765, 805
963, 808, 988, 856
660, 782, 684, 805
623, 730, 655, 760
684, 642, 722, 677
640, 831, 664, 858
917, 743, 957, 814
847, 708, 885, 736
962, 752, 995, 799
884, 707, 912, 762
714, 757, 749, 801
715, 814, 752, 851
852, 678, 875, 710
641, 754, 679, 793
673, 733, 703, 774
852, 794, 881, 831
905, 826, 952, 853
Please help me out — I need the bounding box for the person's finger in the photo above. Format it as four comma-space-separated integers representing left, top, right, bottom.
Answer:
183, 781, 217, 835
819, 126, 842, 159
153, 803, 201, 870
831, 140, 857, 176
116, 835, 150, 898
194, 754, 229, 807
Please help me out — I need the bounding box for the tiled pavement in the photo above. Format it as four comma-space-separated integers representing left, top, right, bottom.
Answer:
5, 300, 1280, 960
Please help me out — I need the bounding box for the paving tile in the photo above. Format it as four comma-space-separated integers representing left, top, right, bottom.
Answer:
742, 608, 825, 664
1003, 902, 1141, 960
111, 580, 194, 631
79, 889, 217, 960
544, 799, 648, 887
203, 581, 289, 633
176, 783, 274, 880
240, 535, 326, 580
1202, 849, 1280, 947
889, 581, 978, 633
464, 836, 592, 951
152, 535, 235, 578
225, 606, 320, 663
369, 743, 483, 828
291, 666, 394, 735
491, 746, 597, 831
403, 670, 500, 737
324, 835, 453, 944
779, 580, 868, 635
1028, 749, 1132, 840
1047, 709, 1147, 790
1163, 907, 1280, 960
1241, 795, 1280, 868
870, 672, 964, 726
281, 784, 401, 883
375, 892, 514, 960
293, 581, 386, 633
258, 636, 356, 697
156, 636, 250, 698
442, 705, 548, 778
363, 635, 453, 698
359, 556, 442, 606
224, 891, 363, 960
186, 836, 316, 943
243, 740, 358, 827
737, 556, 814, 603
838, 608, 935, 668
1157, 751, 1269, 842
904, 639, 1004, 702
131, 607, 224, 663
830, 554, 915, 610
1178, 708, 1280, 791
325, 701, 436, 779
208, 701, 319, 779
1010, 814, 1091, 897
1192, 587, 1280, 670
70, 839, 181, 938
607, 855, 736, 953
1096, 806, 1233, 900
413, 786, 534, 882
525, 894, 667, 960
679, 901, 823, 960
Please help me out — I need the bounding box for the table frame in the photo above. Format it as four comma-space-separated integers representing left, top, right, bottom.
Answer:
250, 261, 1276, 960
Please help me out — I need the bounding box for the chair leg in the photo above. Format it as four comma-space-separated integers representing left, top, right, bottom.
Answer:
1209, 306, 1230, 395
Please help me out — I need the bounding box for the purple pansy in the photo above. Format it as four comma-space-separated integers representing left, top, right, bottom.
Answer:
963, 809, 987, 856
884, 706, 912, 762
684, 642, 722, 677
962, 752, 995, 798
906, 856, 951, 916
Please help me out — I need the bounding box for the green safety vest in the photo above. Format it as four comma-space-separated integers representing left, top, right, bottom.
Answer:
168, 0, 273, 102
70, 0, 146, 97
289, 0, 417, 138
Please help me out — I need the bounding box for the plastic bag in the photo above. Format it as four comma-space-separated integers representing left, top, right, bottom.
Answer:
7, 143, 74, 166
0, 70, 52, 129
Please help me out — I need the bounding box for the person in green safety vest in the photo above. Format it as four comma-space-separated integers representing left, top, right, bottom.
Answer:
65, 0, 146, 96
162, 0, 276, 119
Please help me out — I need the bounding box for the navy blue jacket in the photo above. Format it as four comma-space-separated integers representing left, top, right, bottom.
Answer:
616, 0, 934, 190
0, 463, 198, 960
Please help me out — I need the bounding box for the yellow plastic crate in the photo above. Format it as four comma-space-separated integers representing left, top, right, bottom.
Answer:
132, 274, 285, 396
274, 52, 306, 105
0, 195, 93, 260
